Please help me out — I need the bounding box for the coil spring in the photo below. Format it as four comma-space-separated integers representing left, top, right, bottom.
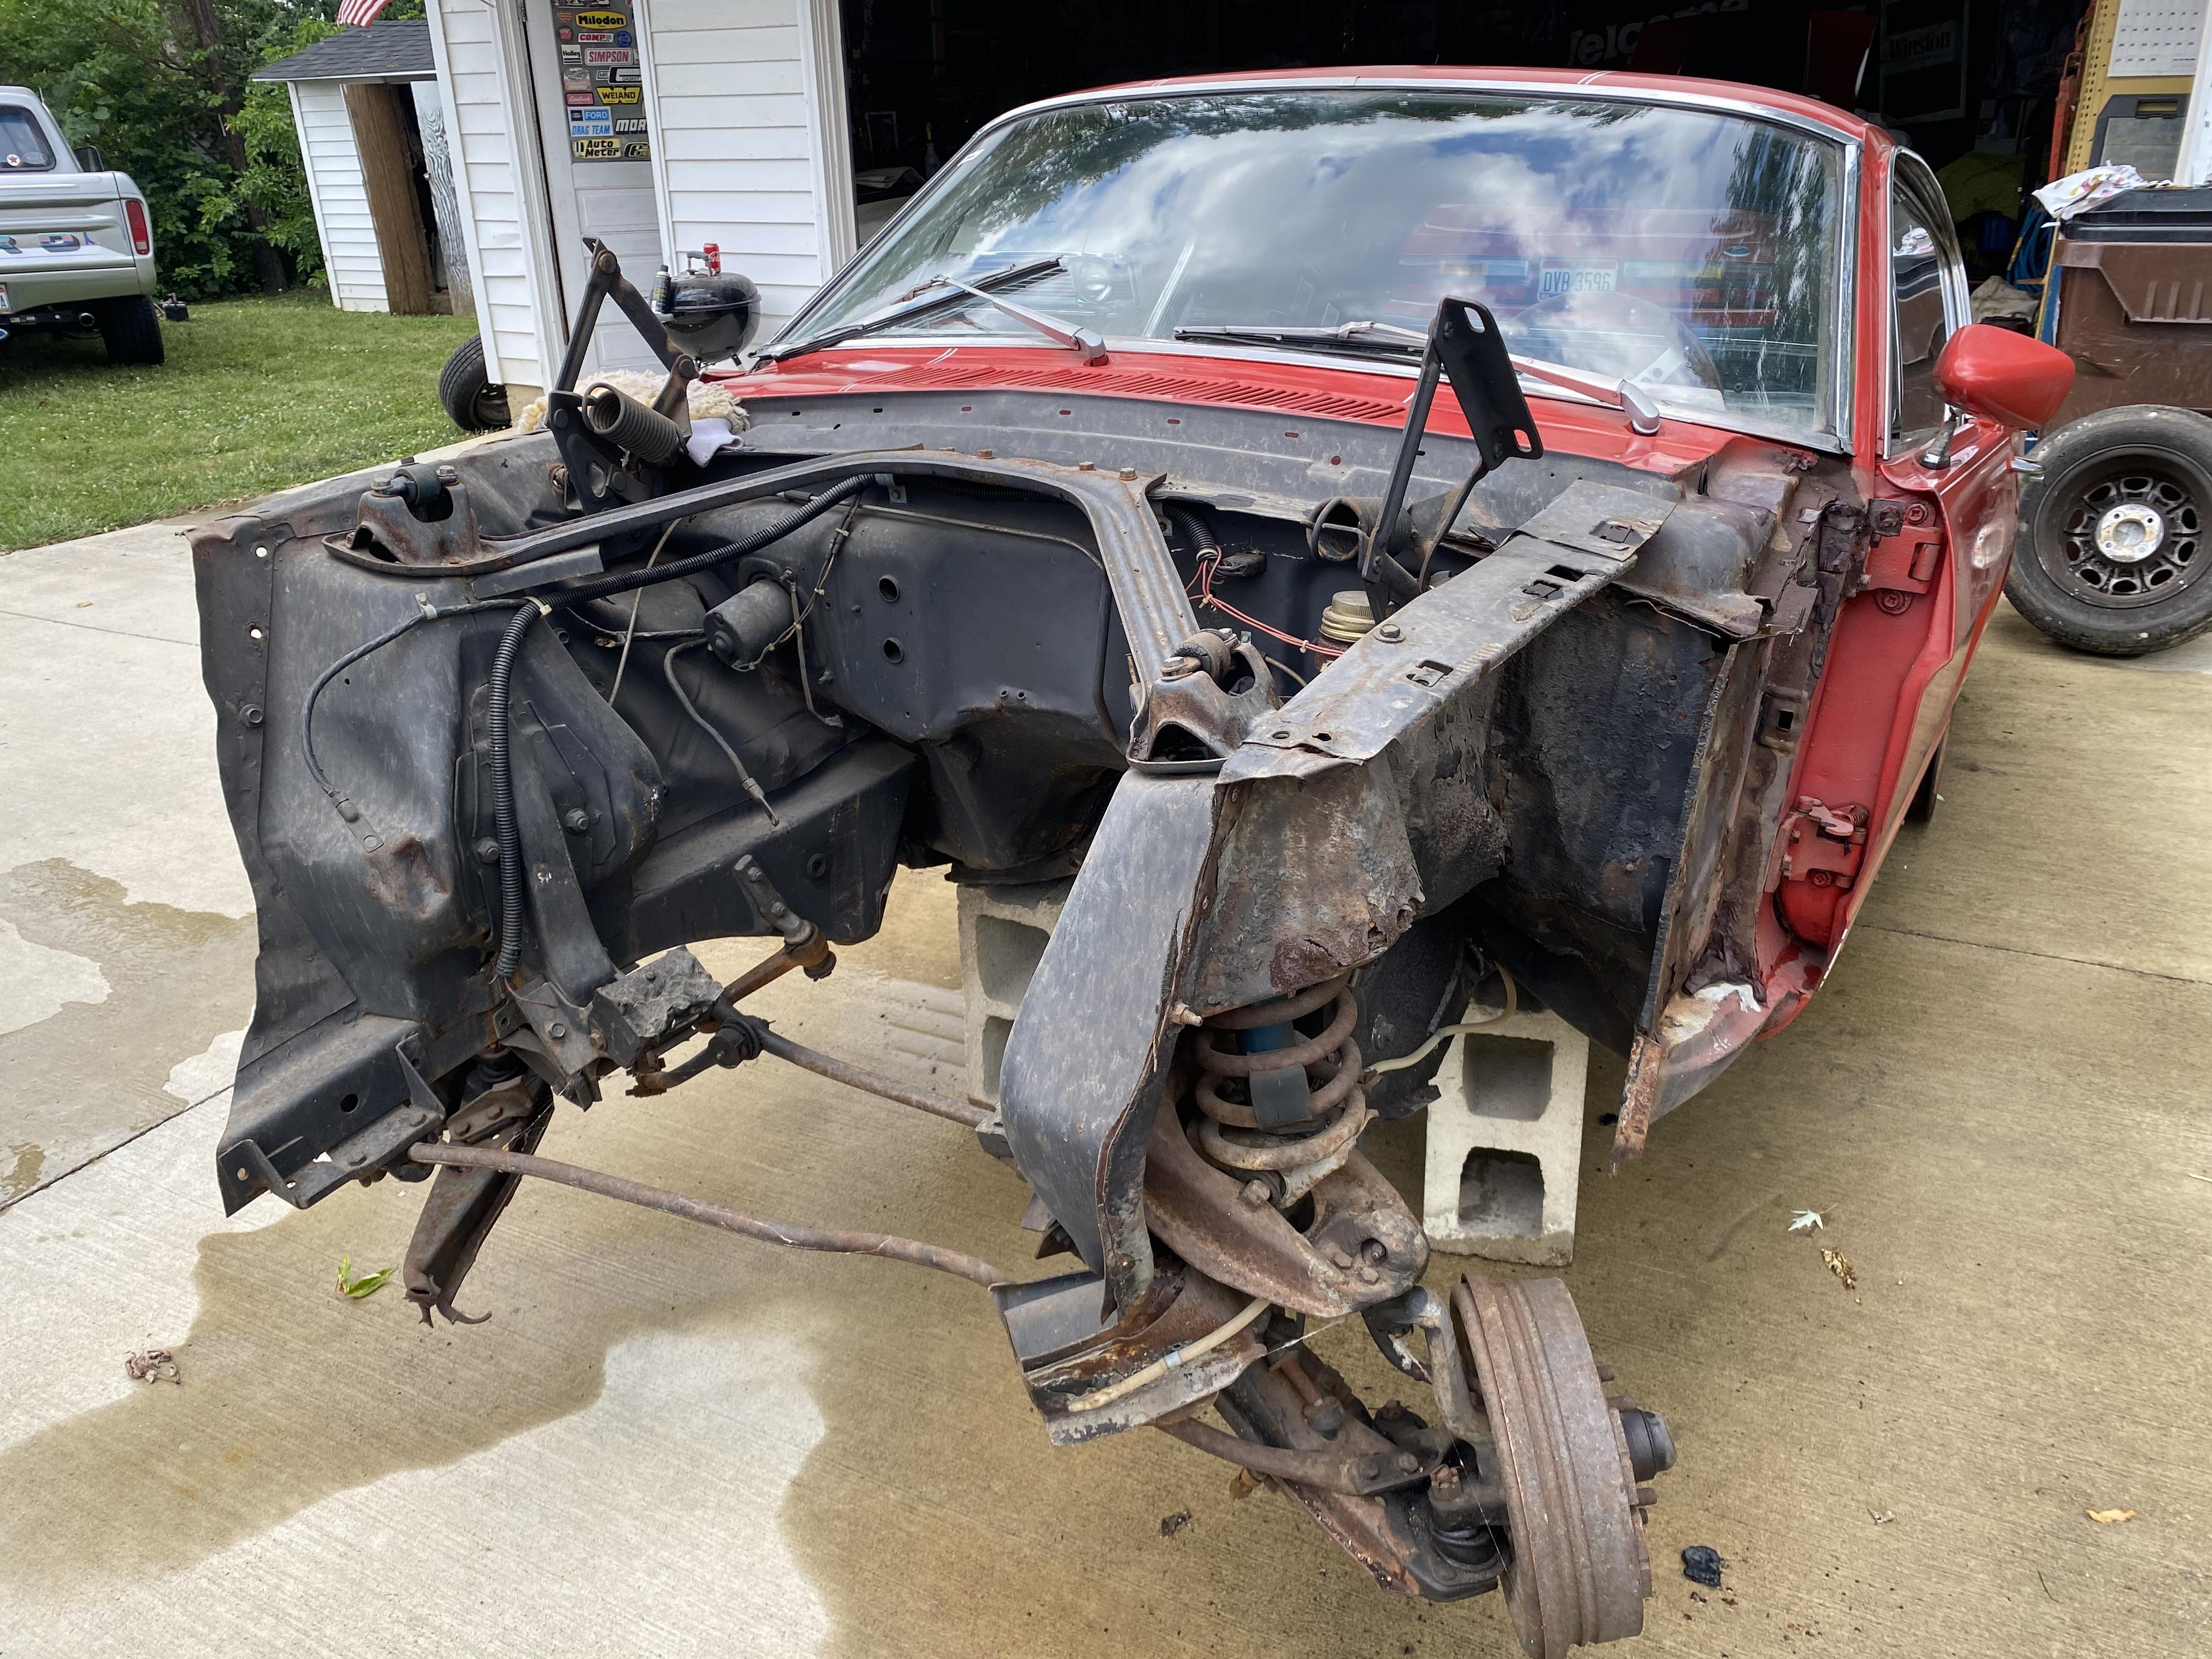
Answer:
582, 381, 684, 464
1192, 974, 1369, 1181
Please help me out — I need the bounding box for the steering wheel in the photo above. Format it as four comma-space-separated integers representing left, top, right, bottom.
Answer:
1505, 290, 1722, 396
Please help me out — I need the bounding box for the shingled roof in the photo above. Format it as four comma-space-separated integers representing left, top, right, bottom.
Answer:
253, 19, 434, 83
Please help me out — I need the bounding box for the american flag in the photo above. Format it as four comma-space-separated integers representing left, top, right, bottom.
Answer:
336, 0, 394, 26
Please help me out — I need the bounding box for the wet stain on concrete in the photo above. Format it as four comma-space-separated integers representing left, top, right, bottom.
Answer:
4, 1142, 44, 1203
0, 859, 255, 1206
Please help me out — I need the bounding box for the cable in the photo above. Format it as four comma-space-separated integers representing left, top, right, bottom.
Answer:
1165, 503, 1343, 662
1363, 965, 1519, 1077
661, 638, 779, 824
1080, 1294, 1272, 1410
301, 596, 533, 813
488, 601, 550, 981
409, 1141, 1006, 1288
555, 475, 869, 609
608, 516, 683, 706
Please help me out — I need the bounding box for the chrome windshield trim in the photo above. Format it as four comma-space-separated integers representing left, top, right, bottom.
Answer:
757, 335, 1851, 456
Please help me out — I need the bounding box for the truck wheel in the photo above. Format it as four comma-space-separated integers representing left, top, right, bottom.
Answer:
2007, 405, 2212, 656
438, 335, 510, 432
96, 295, 165, 366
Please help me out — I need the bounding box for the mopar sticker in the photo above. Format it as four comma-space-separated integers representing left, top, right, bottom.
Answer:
613, 115, 647, 134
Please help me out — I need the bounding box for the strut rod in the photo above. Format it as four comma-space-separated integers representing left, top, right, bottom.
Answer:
753, 1030, 991, 1128
409, 1142, 1006, 1287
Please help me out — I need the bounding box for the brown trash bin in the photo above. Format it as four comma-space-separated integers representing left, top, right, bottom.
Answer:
2046, 187, 2212, 427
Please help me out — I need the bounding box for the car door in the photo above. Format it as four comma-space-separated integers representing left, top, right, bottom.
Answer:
1779, 149, 2006, 953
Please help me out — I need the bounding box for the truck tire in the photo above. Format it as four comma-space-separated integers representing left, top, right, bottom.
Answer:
2006, 404, 2212, 656
438, 335, 510, 432
96, 294, 165, 366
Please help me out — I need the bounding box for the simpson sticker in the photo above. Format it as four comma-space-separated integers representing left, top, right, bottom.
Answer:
583, 47, 635, 65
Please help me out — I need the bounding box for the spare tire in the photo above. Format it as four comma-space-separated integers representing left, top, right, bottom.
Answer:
438, 334, 510, 433
96, 294, 165, 366
2006, 404, 2212, 656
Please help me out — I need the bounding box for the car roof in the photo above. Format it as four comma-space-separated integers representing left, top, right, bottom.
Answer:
1050, 65, 1877, 147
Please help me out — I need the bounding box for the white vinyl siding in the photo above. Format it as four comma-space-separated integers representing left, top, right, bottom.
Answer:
290, 81, 387, 312
426, 0, 558, 392
644, 0, 846, 331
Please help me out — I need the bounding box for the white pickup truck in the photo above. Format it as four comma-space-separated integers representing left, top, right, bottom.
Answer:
1, 88, 164, 364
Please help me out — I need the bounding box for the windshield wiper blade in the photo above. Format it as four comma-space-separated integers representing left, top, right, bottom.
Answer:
1173, 320, 1426, 353
758, 257, 1066, 363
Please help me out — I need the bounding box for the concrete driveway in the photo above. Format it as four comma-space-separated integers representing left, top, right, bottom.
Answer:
2, 515, 2207, 1658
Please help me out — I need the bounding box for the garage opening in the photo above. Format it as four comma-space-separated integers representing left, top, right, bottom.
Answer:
344, 81, 459, 316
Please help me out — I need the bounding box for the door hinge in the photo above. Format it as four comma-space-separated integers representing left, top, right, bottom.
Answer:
1778, 798, 1869, 892
1860, 497, 1944, 596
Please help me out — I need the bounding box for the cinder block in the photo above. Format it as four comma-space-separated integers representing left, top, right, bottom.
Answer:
1421, 1006, 1590, 1266
956, 878, 1070, 1108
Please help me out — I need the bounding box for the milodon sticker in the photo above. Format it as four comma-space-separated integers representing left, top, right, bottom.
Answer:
573, 9, 626, 25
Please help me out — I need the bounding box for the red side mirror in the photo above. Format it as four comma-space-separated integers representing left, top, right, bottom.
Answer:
1933, 323, 2075, 431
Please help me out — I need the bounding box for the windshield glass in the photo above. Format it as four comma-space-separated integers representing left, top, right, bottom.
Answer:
785, 90, 1847, 437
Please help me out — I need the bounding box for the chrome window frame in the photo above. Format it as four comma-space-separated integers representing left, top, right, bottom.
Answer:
1884, 148, 1974, 457
776, 77, 1865, 455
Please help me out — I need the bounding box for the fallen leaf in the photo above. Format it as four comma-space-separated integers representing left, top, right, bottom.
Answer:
336, 1255, 397, 1300
124, 1349, 180, 1384
1158, 1508, 1192, 1539
1820, 1247, 1857, 1290
1789, 1210, 1825, 1233
2086, 1508, 2135, 1525
1870, 1509, 1894, 1525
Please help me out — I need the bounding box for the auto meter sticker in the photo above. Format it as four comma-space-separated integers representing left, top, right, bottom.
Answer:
573, 137, 619, 159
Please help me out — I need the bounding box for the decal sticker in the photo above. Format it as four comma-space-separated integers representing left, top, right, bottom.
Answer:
558, 26, 572, 41
560, 42, 581, 60
598, 86, 640, 105
614, 29, 632, 45
573, 137, 619, 158
563, 67, 591, 89
611, 66, 641, 82
573, 9, 627, 26
555, 3, 647, 164
583, 47, 635, 65
575, 30, 612, 43
620, 141, 652, 160
613, 115, 647, 133
567, 90, 597, 106
569, 106, 613, 137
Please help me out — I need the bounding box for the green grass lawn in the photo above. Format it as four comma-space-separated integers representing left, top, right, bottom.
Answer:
0, 291, 478, 552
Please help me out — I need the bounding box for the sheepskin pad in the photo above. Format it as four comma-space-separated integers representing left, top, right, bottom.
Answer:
509, 370, 748, 435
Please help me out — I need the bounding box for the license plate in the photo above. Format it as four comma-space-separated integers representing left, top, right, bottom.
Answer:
1539, 263, 1618, 298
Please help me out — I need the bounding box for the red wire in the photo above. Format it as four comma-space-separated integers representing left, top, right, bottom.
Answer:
1192, 551, 1343, 659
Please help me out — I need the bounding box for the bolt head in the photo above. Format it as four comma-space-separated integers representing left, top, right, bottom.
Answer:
562, 807, 592, 834
474, 837, 501, 866
1238, 1179, 1271, 1209
1376, 622, 1403, 642
548, 1022, 567, 1039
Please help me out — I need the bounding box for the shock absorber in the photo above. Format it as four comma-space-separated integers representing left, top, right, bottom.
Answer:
1190, 974, 1370, 1203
